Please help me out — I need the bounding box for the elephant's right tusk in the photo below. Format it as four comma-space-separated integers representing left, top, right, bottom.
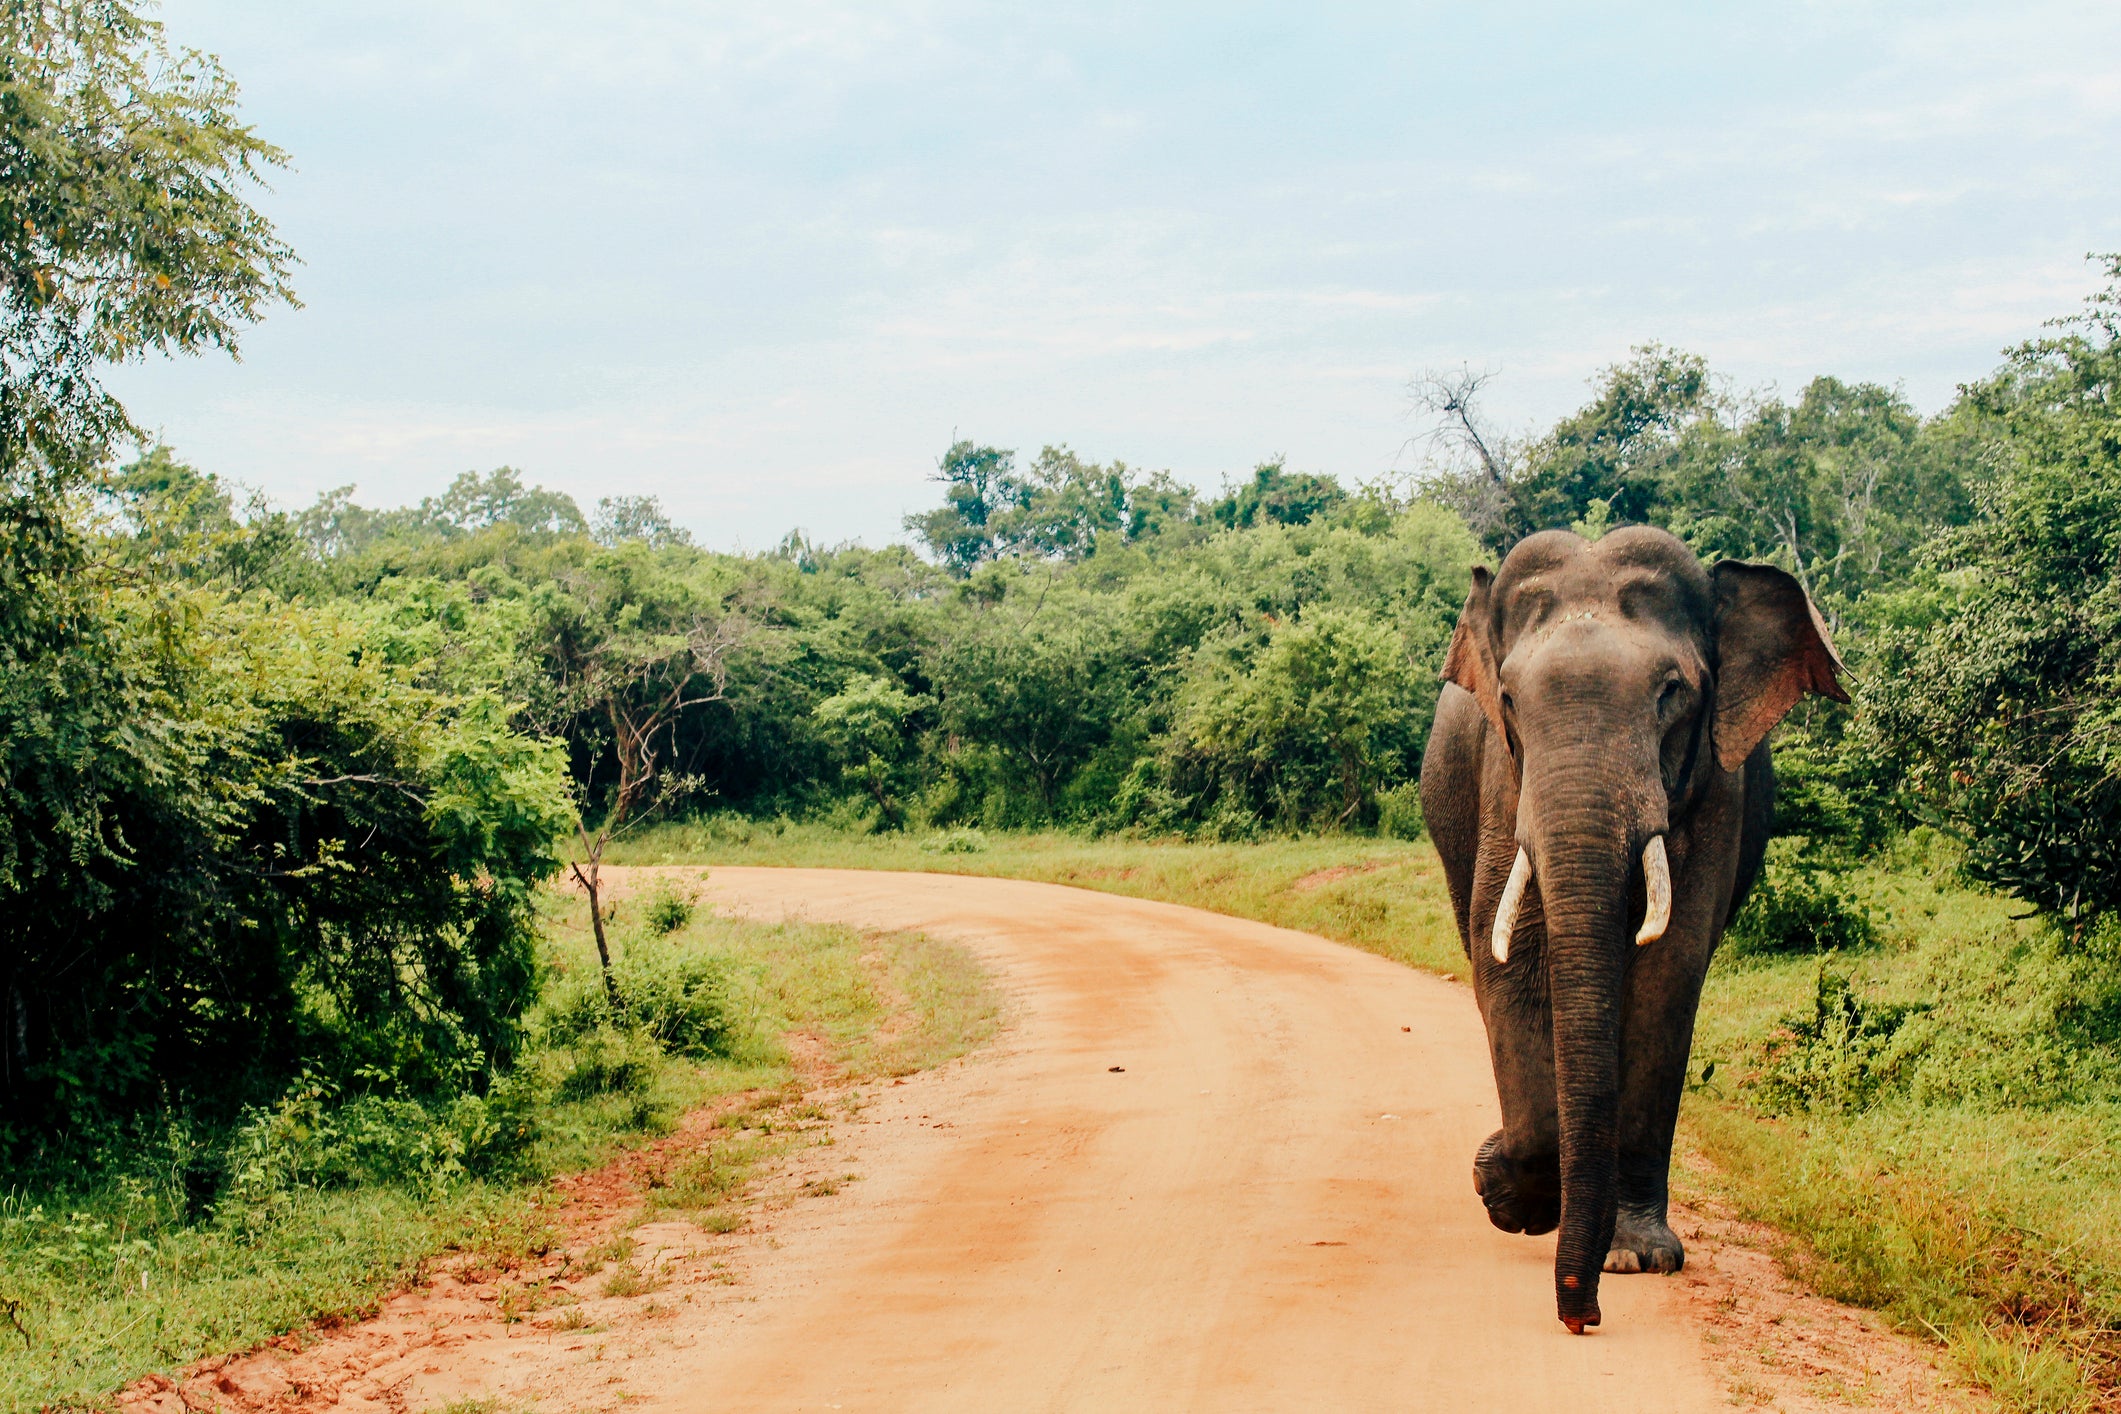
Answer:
1637, 835, 1671, 946
1491, 847, 1533, 963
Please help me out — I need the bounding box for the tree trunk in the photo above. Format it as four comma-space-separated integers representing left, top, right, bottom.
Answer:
571, 829, 621, 1008
1336, 743, 1363, 826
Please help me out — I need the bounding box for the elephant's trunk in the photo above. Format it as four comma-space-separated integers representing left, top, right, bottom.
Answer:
1518, 742, 1662, 1333
1538, 837, 1631, 1330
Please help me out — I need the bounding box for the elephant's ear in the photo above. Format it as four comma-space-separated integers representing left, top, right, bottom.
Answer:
1710, 561, 1849, 772
1443, 566, 1509, 744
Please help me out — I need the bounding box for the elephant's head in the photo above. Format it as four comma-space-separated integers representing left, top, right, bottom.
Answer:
1444, 527, 1845, 1332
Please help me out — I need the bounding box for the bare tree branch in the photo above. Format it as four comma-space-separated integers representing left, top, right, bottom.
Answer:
1405, 364, 1523, 550
557, 605, 753, 1001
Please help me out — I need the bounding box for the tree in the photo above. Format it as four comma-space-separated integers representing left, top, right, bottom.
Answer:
934, 597, 1131, 817
1513, 345, 1712, 532
427, 467, 585, 536
593, 493, 693, 548
1664, 378, 1956, 607
1408, 366, 1519, 550
907, 439, 1205, 574
1170, 605, 1420, 828
1207, 459, 1346, 530
2, 0, 305, 1127
813, 675, 927, 828
905, 440, 1021, 574
1863, 257, 2121, 925
541, 559, 747, 1001
1, 0, 296, 497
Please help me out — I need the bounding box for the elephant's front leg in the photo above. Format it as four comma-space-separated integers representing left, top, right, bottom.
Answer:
1605, 938, 1712, 1274
1470, 921, 1562, 1236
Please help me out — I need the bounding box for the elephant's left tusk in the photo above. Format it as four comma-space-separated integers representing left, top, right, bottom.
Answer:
1637, 835, 1671, 946
1491, 847, 1533, 963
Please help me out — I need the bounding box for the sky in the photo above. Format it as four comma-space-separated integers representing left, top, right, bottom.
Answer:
108, 1, 2121, 550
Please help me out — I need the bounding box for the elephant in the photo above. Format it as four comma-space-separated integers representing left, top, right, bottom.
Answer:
1418, 526, 1846, 1334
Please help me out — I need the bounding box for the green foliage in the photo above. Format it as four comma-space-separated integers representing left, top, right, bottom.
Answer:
813, 674, 927, 828
552, 1026, 663, 1102
919, 826, 988, 854
1374, 780, 1426, 840
932, 590, 1135, 818
278, 461, 1479, 839
1207, 458, 1347, 530
221, 1078, 545, 1198
1860, 258, 2121, 924
1167, 605, 1421, 829
296, 468, 586, 558
541, 938, 738, 1064
1725, 844, 1881, 956
592, 493, 692, 549
1513, 344, 1712, 533
644, 885, 694, 934
903, 440, 1196, 574
1746, 968, 1923, 1114
0, 0, 297, 485
0, 560, 574, 1143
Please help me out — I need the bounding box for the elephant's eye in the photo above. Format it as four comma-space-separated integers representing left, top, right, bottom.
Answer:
1658, 679, 1683, 713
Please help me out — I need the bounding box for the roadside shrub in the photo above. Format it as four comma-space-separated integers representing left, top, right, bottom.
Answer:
0, 590, 573, 1143
1375, 780, 1425, 840
1896, 920, 2121, 1108
618, 949, 739, 1058
920, 826, 988, 855
556, 1027, 661, 1101
1743, 914, 2121, 1118
1726, 851, 1879, 956
543, 948, 740, 1063
645, 887, 695, 935
219, 1073, 545, 1200
1747, 969, 1926, 1115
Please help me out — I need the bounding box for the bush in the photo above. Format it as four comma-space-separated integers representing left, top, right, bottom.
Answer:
0, 590, 574, 1144
220, 1073, 545, 1200
556, 1027, 662, 1102
1894, 918, 2121, 1108
1741, 912, 2121, 1118
1375, 780, 1425, 840
617, 949, 739, 1058
1167, 606, 1423, 831
1726, 850, 1880, 955
1747, 969, 1926, 1115
645, 887, 695, 935
920, 826, 988, 855
542, 947, 740, 1062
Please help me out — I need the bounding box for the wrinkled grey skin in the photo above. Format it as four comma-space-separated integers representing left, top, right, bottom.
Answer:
1419, 528, 1846, 1334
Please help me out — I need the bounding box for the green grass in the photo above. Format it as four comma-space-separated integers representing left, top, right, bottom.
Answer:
628, 818, 2121, 1412
0, 883, 997, 1413
608, 818, 1466, 978
1681, 834, 2121, 1412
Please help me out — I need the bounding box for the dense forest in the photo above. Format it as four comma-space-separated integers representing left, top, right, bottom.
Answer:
8, 5, 2121, 1401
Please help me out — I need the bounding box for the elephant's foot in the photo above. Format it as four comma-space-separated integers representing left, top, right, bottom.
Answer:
1603, 1206, 1684, 1274
1472, 1130, 1559, 1237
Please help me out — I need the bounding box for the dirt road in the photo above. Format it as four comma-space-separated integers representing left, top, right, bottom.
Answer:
668, 866, 1725, 1410
137, 866, 1960, 1414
